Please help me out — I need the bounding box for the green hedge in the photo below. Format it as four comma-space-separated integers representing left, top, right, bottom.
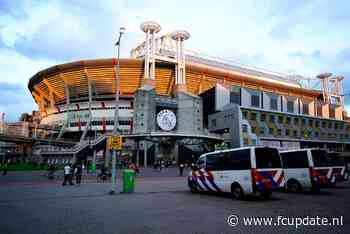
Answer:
0, 164, 64, 171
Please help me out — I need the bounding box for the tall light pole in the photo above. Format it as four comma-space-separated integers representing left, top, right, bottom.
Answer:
110, 26, 125, 195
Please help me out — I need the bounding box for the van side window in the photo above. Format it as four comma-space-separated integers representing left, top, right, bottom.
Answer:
311, 150, 330, 167
197, 158, 205, 169
281, 151, 309, 168
223, 149, 251, 170
255, 148, 282, 168
206, 153, 224, 171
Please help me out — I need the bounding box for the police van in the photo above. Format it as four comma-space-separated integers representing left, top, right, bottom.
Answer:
328, 152, 348, 183
280, 148, 335, 193
188, 146, 285, 199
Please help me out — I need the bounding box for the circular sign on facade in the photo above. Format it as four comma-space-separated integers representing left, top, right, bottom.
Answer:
156, 109, 176, 131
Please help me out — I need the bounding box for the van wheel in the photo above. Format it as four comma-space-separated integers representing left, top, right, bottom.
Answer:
231, 184, 244, 200
189, 182, 198, 193
287, 180, 302, 193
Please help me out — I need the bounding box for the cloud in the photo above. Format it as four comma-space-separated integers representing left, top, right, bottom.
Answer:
0, 0, 350, 121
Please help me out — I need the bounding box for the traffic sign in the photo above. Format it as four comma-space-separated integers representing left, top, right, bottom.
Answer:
108, 135, 123, 150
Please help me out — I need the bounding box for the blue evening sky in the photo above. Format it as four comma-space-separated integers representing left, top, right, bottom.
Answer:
0, 0, 349, 121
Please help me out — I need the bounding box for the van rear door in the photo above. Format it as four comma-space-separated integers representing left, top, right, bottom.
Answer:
253, 147, 285, 190
310, 150, 334, 185
328, 152, 347, 182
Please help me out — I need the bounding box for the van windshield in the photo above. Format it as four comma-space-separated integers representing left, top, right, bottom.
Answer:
327, 153, 345, 166
311, 150, 330, 167
255, 148, 282, 169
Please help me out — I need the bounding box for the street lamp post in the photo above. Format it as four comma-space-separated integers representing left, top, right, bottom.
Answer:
110, 27, 125, 194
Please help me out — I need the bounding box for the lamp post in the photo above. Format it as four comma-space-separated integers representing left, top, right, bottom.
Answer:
110, 27, 125, 194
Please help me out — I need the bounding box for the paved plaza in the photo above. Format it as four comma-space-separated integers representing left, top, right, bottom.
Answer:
0, 170, 349, 234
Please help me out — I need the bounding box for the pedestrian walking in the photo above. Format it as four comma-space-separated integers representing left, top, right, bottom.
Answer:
74, 163, 83, 185
165, 161, 169, 172
47, 163, 55, 180
2, 163, 8, 176
179, 163, 184, 176
62, 163, 74, 186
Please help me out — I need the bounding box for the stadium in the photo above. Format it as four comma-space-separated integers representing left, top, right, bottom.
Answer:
27, 21, 349, 166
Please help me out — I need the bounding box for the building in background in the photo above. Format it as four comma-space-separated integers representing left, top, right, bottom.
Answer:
17, 21, 350, 165
205, 83, 348, 152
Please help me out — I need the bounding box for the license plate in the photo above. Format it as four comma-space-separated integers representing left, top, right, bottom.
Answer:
262, 179, 270, 183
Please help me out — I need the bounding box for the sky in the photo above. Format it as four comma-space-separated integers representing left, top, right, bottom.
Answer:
0, 0, 350, 121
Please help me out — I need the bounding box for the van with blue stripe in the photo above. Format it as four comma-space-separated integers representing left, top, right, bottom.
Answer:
188, 146, 285, 199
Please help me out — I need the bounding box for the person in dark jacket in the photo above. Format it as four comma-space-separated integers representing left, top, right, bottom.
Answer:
74, 164, 83, 185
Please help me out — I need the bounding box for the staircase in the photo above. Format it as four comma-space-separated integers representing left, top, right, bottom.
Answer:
40, 134, 106, 155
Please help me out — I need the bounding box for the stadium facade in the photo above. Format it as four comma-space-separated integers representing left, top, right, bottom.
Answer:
27, 21, 350, 166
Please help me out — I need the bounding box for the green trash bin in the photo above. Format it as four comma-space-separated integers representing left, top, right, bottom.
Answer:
123, 169, 135, 193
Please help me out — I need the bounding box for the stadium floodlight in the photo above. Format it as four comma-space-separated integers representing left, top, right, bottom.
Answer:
110, 26, 125, 195
115, 27, 126, 46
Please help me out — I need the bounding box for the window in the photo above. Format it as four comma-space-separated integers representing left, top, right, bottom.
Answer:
328, 152, 345, 166
286, 117, 291, 124
250, 112, 257, 120
285, 129, 291, 136
277, 129, 282, 136
223, 149, 251, 170
311, 150, 330, 167
251, 94, 260, 107
293, 130, 298, 137
315, 131, 319, 138
280, 151, 309, 168
328, 122, 333, 129
211, 119, 216, 127
230, 86, 241, 105
315, 121, 320, 128
242, 124, 248, 133
270, 97, 278, 110
269, 128, 274, 135
251, 127, 256, 134
302, 103, 309, 115
255, 148, 282, 168
322, 121, 327, 128
260, 127, 265, 135
206, 154, 224, 171
287, 101, 294, 113
260, 113, 266, 121
278, 116, 284, 124
294, 118, 299, 125
269, 115, 275, 122
197, 158, 205, 169
302, 118, 306, 125
242, 111, 248, 120
308, 119, 313, 127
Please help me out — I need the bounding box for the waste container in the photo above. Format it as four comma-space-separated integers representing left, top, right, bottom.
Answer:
123, 169, 135, 193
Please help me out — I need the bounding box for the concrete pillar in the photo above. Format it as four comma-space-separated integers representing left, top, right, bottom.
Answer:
105, 145, 111, 169
174, 142, 179, 162
136, 141, 140, 166
143, 141, 147, 168
154, 142, 159, 164
93, 148, 96, 165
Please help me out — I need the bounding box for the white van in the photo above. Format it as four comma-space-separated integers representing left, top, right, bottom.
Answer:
187, 147, 285, 199
328, 152, 348, 183
280, 148, 335, 193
